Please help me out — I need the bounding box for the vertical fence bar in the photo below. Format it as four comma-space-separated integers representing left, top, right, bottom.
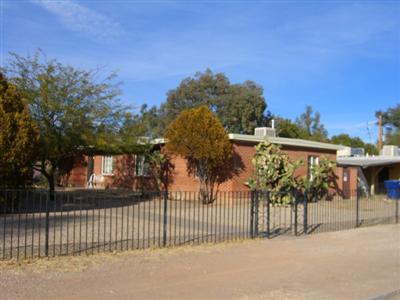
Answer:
31, 192, 35, 259
254, 192, 260, 237
162, 190, 168, 247
293, 192, 298, 236
137, 195, 140, 250
132, 196, 136, 249
16, 191, 21, 260
356, 188, 360, 228
2, 192, 7, 260
53, 192, 57, 256
250, 191, 254, 238
71, 193, 75, 255
60, 193, 64, 256
303, 192, 308, 235
66, 193, 70, 256
395, 199, 399, 224
44, 191, 50, 257
24, 191, 28, 259
266, 192, 271, 238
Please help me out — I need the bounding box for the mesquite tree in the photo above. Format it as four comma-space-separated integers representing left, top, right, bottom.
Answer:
4, 51, 124, 200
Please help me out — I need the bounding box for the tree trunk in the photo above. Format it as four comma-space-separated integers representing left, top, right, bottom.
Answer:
40, 161, 55, 202
48, 173, 55, 202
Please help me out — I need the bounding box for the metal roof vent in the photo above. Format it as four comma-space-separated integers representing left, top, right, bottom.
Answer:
254, 127, 276, 138
337, 147, 365, 157
381, 145, 399, 157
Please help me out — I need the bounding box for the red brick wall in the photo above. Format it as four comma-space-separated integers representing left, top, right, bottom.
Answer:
66, 157, 88, 187
66, 155, 157, 190
167, 141, 341, 193
67, 141, 344, 193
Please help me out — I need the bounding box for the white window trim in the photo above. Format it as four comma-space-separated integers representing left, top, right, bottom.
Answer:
308, 156, 319, 181
135, 155, 149, 177
101, 156, 114, 176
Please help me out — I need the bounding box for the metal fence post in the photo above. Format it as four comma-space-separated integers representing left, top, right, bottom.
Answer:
395, 199, 399, 224
250, 191, 254, 238
162, 190, 168, 247
356, 188, 360, 228
293, 191, 298, 236
45, 190, 50, 257
254, 191, 259, 237
303, 192, 308, 235
266, 191, 270, 239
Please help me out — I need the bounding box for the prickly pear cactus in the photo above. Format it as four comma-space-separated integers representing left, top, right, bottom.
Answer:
248, 141, 303, 205
302, 156, 336, 201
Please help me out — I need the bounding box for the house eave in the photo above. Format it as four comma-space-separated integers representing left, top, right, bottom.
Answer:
228, 134, 344, 151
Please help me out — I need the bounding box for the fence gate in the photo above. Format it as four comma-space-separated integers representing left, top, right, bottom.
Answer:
252, 191, 306, 238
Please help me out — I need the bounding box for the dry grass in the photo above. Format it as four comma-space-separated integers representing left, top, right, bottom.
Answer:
0, 238, 256, 274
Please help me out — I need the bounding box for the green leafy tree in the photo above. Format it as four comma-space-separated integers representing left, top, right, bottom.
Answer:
0, 73, 38, 187
4, 51, 127, 198
137, 104, 165, 138
161, 69, 268, 135
364, 143, 379, 156
165, 106, 234, 203
296, 105, 328, 142
248, 141, 303, 205
331, 133, 378, 155
330, 134, 365, 148
377, 104, 400, 146
274, 117, 307, 138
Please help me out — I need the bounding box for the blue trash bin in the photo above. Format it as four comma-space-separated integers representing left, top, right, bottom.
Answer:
384, 180, 400, 199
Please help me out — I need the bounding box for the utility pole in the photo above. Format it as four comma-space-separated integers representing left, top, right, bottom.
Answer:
378, 112, 383, 151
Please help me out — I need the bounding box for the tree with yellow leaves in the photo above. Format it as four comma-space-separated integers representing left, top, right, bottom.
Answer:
165, 106, 236, 203
0, 73, 38, 187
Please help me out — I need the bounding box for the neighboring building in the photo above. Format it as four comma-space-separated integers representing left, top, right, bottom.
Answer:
67, 154, 156, 190
66, 127, 347, 193
337, 145, 400, 195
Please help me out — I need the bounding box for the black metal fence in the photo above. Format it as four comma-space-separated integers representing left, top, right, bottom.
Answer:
0, 189, 398, 260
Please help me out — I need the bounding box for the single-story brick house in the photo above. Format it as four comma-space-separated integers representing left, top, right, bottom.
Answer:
66, 127, 351, 194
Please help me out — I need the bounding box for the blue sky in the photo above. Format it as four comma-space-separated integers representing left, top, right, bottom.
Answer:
1, 0, 399, 142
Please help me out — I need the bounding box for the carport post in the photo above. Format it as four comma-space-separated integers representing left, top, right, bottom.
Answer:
162, 190, 168, 247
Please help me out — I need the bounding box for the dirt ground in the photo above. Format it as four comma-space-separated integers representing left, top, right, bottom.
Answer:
1, 224, 399, 300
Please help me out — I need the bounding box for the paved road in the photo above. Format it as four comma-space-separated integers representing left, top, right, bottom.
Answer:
1, 224, 399, 300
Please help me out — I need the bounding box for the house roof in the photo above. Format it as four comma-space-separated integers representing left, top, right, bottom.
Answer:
337, 156, 400, 168
227, 134, 343, 151
151, 135, 342, 151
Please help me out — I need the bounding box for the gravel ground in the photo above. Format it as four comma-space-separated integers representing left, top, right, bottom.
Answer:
0, 224, 399, 300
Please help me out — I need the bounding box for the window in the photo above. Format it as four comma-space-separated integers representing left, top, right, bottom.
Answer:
102, 156, 114, 175
308, 156, 319, 181
135, 155, 150, 176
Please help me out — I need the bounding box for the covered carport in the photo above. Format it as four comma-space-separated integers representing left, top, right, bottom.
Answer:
337, 156, 400, 196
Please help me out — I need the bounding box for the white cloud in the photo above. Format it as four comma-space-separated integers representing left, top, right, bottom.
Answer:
31, 0, 124, 41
